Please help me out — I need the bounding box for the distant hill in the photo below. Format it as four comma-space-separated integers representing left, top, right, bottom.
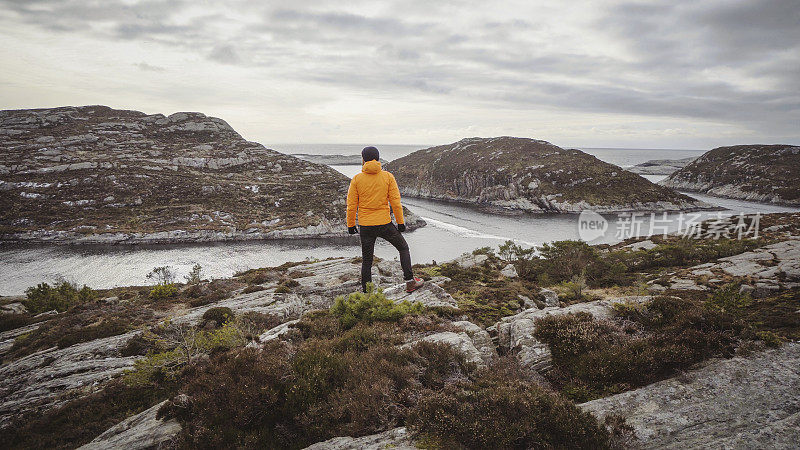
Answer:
660, 144, 800, 205
0, 106, 423, 243
292, 154, 388, 166
384, 136, 706, 213
627, 157, 696, 175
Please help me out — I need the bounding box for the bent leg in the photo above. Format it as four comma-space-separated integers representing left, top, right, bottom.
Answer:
379, 223, 414, 281
359, 226, 378, 292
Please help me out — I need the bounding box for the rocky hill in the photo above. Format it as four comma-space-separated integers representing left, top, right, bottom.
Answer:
0, 106, 423, 243
384, 137, 705, 213
661, 144, 800, 205
627, 156, 696, 175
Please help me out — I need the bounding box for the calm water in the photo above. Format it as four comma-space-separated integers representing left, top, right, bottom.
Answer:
1, 147, 794, 296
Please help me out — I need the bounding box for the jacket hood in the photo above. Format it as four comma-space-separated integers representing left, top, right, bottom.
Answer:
362, 159, 382, 174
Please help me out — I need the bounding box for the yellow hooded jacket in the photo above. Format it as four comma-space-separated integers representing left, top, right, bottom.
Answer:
346, 160, 405, 227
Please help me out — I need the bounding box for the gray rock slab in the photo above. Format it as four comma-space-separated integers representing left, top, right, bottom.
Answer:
580, 344, 800, 449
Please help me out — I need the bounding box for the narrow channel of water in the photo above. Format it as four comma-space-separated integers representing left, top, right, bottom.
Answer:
2, 188, 797, 295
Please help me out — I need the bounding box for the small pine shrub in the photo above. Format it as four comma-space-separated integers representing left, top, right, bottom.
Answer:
149, 283, 179, 300
23, 281, 96, 313
330, 285, 423, 329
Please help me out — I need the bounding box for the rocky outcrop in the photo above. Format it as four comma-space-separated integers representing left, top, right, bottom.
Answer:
580, 343, 800, 448
0, 330, 140, 428
79, 401, 180, 450
661, 238, 800, 296
490, 297, 652, 373
627, 157, 696, 175
303, 427, 415, 449
384, 137, 706, 213
0, 106, 423, 244
661, 144, 800, 205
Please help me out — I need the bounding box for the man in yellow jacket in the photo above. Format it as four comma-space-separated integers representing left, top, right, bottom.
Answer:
347, 146, 424, 293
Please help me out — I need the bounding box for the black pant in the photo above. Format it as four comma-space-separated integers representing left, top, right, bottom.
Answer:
359, 222, 413, 292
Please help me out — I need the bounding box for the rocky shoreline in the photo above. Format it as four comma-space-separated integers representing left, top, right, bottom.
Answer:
0, 212, 426, 245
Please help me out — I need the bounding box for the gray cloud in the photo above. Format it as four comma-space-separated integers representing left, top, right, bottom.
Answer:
1, 0, 797, 141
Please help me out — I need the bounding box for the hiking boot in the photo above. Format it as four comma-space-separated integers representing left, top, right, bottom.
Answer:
405, 277, 424, 293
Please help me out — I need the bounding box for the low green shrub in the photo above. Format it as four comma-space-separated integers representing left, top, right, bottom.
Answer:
148, 283, 179, 300
123, 321, 247, 386
330, 285, 423, 329
23, 281, 96, 313
756, 330, 782, 348
708, 282, 753, 313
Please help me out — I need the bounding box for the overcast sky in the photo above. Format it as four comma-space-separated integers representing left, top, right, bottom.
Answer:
1, 0, 797, 149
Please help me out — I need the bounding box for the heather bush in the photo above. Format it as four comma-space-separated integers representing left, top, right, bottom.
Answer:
23, 281, 96, 313
202, 306, 235, 327
708, 282, 753, 313
535, 296, 742, 400
0, 379, 174, 449
164, 330, 472, 448
0, 312, 32, 332
407, 364, 610, 449
330, 284, 423, 329
8, 303, 153, 360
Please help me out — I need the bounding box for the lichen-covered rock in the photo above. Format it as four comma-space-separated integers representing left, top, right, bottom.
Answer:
580, 343, 800, 449
385, 137, 705, 213
78, 401, 181, 450
0, 331, 140, 428
452, 320, 498, 365
303, 427, 414, 449
661, 144, 800, 205
382, 281, 458, 309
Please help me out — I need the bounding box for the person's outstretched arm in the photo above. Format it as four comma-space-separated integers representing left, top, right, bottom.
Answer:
346, 177, 358, 228
387, 173, 405, 226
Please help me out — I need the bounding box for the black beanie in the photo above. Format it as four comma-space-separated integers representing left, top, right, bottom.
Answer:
362, 146, 380, 162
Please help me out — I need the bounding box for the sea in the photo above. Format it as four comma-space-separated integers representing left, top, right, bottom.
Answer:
2, 145, 797, 296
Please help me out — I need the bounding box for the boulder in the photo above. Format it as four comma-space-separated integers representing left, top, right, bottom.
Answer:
539, 288, 559, 307
500, 264, 518, 278
452, 252, 489, 268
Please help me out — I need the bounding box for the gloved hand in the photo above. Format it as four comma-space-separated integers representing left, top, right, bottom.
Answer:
397, 223, 406, 232
348, 226, 358, 235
